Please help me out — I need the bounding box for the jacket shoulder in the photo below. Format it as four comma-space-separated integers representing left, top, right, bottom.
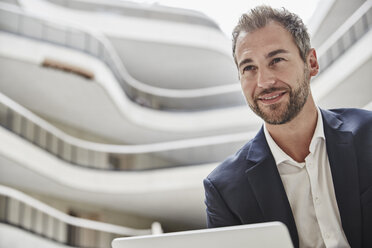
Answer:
206, 140, 253, 186
328, 108, 372, 121
327, 108, 372, 134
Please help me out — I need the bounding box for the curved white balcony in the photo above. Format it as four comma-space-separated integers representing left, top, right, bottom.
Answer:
0, 121, 217, 228
0, 5, 259, 143
5, 0, 244, 111
312, 0, 372, 109
0, 90, 254, 169
0, 0, 371, 232
1, 0, 371, 144
0, 185, 161, 248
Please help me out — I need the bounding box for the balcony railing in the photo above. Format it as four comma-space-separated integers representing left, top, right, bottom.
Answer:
0, 91, 251, 170
0, 1, 371, 110
0, 185, 161, 248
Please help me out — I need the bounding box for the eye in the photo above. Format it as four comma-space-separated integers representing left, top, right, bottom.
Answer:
270, 57, 285, 66
242, 65, 256, 73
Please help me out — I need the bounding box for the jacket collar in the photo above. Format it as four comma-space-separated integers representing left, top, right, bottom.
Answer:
243, 109, 362, 248
321, 109, 362, 248
244, 127, 299, 248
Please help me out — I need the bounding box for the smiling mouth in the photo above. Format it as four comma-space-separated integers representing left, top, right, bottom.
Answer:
257, 91, 287, 104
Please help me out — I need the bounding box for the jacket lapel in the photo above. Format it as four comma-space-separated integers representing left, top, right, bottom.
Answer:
321, 109, 362, 248
244, 128, 299, 248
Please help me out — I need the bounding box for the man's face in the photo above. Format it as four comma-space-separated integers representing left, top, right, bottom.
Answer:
235, 22, 315, 125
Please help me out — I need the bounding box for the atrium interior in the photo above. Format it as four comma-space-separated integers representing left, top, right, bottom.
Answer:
0, 0, 371, 247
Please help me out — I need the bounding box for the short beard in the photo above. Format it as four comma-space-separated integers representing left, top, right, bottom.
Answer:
248, 67, 310, 125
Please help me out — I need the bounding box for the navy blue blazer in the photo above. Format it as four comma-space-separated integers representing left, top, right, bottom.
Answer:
204, 108, 372, 248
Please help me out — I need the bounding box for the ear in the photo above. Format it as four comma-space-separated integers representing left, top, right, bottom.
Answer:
307, 48, 319, 77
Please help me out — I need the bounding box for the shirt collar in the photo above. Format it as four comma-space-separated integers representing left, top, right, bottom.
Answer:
309, 107, 325, 153
264, 107, 325, 166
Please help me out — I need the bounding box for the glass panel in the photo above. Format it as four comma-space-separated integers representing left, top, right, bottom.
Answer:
56, 219, 68, 244
20, 17, 43, 39
11, 112, 22, 135
24, 120, 35, 142
330, 43, 340, 64
61, 142, 72, 162
55, 138, 63, 159
336, 39, 345, 56
49, 133, 59, 155
0, 9, 18, 32
102, 47, 111, 65
98, 232, 116, 248
341, 30, 354, 55
0, 195, 7, 221
40, 212, 50, 238
44, 24, 68, 45
75, 147, 90, 166
66, 224, 80, 247
80, 228, 98, 248
0, 103, 8, 126
45, 215, 54, 239
29, 207, 38, 233
366, 8, 372, 28
66, 30, 85, 51
354, 17, 366, 40
108, 154, 121, 170
21, 203, 33, 230
8, 198, 20, 225
87, 37, 100, 57
92, 151, 108, 169
35, 126, 48, 150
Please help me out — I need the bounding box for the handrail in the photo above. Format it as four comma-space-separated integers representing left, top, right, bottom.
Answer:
0, 184, 161, 248
0, 2, 370, 110
0, 90, 253, 170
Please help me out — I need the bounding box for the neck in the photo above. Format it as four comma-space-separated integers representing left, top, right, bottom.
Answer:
266, 96, 318, 162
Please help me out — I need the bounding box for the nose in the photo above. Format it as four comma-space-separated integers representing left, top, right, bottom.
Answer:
257, 67, 276, 88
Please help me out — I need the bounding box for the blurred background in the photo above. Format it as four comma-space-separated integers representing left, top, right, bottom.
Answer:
0, 0, 371, 247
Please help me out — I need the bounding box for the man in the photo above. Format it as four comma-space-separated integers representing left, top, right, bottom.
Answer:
203, 5, 372, 248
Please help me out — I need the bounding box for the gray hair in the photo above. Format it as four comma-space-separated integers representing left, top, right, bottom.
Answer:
232, 5, 311, 64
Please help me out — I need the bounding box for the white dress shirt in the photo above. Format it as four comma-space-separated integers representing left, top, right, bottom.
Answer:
264, 108, 350, 248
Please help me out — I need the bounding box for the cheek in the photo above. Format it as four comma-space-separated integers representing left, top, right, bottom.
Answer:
240, 79, 256, 99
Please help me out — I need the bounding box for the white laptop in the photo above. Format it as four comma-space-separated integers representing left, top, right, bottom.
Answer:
112, 221, 294, 248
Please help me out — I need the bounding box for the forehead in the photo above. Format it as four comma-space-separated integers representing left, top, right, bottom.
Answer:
235, 22, 298, 62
